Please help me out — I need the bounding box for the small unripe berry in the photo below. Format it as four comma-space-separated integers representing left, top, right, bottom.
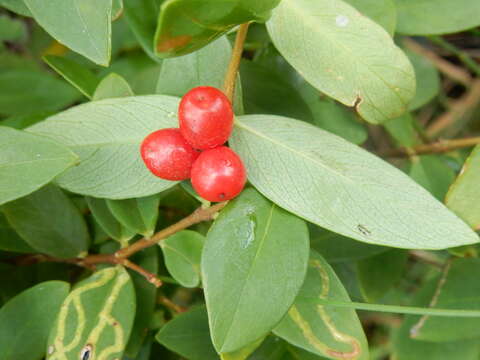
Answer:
140, 128, 199, 181
178, 86, 234, 150
191, 146, 246, 202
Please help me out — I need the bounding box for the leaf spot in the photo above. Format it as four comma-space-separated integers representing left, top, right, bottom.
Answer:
335, 15, 349, 27
80, 344, 93, 360
48, 345, 55, 355
357, 224, 371, 236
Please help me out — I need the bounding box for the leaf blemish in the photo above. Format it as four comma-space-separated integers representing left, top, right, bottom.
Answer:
357, 224, 371, 236
335, 15, 349, 27
80, 344, 93, 360
353, 95, 363, 111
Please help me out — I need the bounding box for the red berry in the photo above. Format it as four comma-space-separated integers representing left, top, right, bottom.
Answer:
140, 128, 199, 181
191, 146, 246, 202
179, 86, 234, 150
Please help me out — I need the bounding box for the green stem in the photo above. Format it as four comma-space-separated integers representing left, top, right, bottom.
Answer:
429, 36, 480, 77
300, 298, 480, 318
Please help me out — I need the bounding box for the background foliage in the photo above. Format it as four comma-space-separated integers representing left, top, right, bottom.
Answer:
1, 0, 480, 359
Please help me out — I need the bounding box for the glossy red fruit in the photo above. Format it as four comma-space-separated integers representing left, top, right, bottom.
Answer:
191, 146, 246, 202
178, 86, 234, 150
140, 128, 199, 181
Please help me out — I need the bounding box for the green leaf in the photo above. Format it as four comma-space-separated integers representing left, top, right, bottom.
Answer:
0, 0, 31, 16
344, 0, 397, 35
404, 49, 440, 110
23, 0, 112, 65
0, 281, 69, 360
156, 36, 243, 114
384, 113, 420, 148
357, 250, 408, 302
28, 96, 179, 199
202, 188, 309, 353
154, 0, 281, 58
0, 126, 78, 205
43, 55, 100, 99
0, 14, 27, 44
247, 336, 288, 360
446, 145, 480, 230
392, 278, 480, 360
394, 0, 480, 35
125, 247, 159, 357
240, 60, 312, 121
86, 197, 136, 243
408, 155, 456, 200
410, 258, 480, 342
266, 0, 415, 124
46, 267, 135, 360
2, 185, 90, 258
0, 213, 35, 253
300, 94, 367, 145
93, 73, 134, 100
274, 250, 369, 360
0, 70, 79, 116
160, 230, 205, 288
310, 225, 387, 263
112, 0, 123, 20
222, 338, 265, 360
155, 306, 218, 360
107, 195, 160, 237
230, 115, 479, 249
123, 0, 163, 61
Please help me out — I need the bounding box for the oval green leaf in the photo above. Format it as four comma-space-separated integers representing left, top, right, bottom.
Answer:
345, 0, 397, 35
274, 250, 368, 360
395, 0, 480, 35
0, 281, 70, 360
230, 115, 479, 249
0, 70, 79, 116
202, 188, 309, 353
28, 95, 179, 199
0, 126, 78, 205
446, 145, 480, 230
2, 185, 90, 258
266, 0, 415, 124
107, 195, 160, 237
154, 0, 280, 58
43, 55, 100, 99
93, 73, 134, 100
47, 266, 135, 360
160, 230, 205, 288
86, 197, 136, 243
23, 0, 112, 65
155, 306, 218, 360
0, 213, 35, 253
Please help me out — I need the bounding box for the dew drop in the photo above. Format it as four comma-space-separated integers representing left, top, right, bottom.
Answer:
47, 345, 55, 355
335, 15, 349, 27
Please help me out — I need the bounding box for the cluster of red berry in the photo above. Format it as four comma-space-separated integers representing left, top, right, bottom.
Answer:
140, 86, 247, 202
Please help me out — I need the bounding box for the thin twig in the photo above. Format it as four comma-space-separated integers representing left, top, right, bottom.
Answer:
116, 202, 227, 259
403, 38, 472, 87
410, 259, 452, 338
159, 295, 187, 313
223, 23, 250, 102
379, 136, 480, 158
409, 250, 444, 269
122, 259, 162, 287
426, 79, 480, 137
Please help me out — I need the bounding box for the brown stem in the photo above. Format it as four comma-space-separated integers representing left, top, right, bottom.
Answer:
158, 295, 187, 313
122, 259, 162, 287
379, 136, 480, 158
116, 202, 227, 259
223, 23, 250, 102
426, 79, 480, 138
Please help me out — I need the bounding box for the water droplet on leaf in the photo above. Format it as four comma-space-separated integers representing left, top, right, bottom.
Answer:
335, 15, 349, 27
